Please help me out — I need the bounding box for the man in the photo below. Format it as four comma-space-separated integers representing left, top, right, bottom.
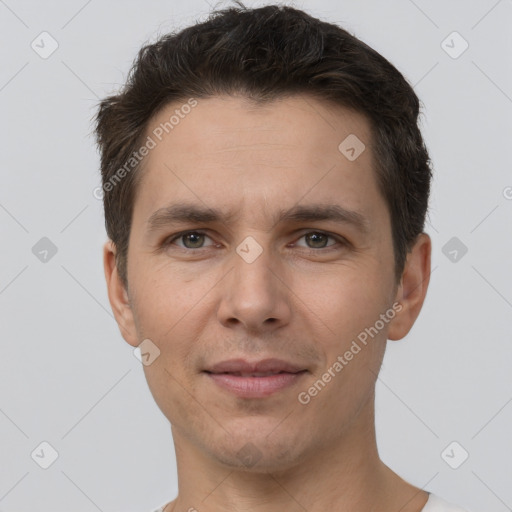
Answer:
95, 4, 470, 512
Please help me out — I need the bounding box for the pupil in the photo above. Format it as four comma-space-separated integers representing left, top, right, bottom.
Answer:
185, 232, 203, 248
181, 233, 327, 249
307, 233, 326, 248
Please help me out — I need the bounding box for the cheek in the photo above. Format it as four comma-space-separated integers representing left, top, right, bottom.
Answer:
130, 263, 222, 377
130, 259, 209, 328
142, 356, 202, 430
294, 264, 390, 343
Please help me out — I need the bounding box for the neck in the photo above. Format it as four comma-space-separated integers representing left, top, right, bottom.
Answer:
166, 392, 428, 512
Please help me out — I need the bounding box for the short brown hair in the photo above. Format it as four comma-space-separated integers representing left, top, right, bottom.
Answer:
94, 2, 432, 288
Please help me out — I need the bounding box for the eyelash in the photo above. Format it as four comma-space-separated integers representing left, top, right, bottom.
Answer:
163, 230, 348, 253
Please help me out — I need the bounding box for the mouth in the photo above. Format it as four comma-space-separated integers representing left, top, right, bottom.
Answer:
203, 358, 308, 398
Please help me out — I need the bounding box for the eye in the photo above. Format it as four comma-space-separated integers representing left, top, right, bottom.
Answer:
294, 231, 341, 250
168, 231, 214, 249
164, 230, 346, 252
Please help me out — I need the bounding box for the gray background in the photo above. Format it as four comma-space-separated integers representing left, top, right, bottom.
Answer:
1, 0, 511, 511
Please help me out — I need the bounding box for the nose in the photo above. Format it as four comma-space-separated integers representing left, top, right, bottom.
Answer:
216, 241, 292, 333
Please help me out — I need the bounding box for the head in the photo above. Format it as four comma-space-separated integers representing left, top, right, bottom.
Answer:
97, 4, 432, 471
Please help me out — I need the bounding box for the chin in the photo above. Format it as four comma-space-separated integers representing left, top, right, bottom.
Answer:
204, 422, 309, 473
210, 446, 303, 474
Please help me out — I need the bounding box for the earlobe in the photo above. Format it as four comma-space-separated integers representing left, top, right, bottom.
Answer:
103, 240, 139, 347
387, 233, 432, 341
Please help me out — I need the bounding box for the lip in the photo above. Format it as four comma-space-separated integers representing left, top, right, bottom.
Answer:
206, 358, 305, 374
203, 358, 308, 398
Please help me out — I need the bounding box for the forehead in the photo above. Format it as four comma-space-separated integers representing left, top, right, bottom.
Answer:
144, 94, 372, 166
133, 94, 386, 232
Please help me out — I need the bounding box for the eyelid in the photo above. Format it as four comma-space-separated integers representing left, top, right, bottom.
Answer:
165, 229, 348, 251
166, 230, 216, 248
291, 230, 340, 249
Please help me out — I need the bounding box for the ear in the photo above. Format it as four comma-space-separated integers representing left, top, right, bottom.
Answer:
103, 240, 139, 347
388, 233, 431, 341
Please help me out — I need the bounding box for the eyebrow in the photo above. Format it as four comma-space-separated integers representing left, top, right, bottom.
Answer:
146, 202, 371, 235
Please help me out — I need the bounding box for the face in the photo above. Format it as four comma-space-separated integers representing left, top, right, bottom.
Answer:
105, 94, 429, 472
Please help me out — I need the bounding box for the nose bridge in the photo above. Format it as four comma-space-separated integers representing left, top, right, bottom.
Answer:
234, 235, 276, 292
216, 232, 290, 330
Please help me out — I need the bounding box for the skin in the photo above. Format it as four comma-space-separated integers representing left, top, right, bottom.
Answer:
104, 94, 432, 512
